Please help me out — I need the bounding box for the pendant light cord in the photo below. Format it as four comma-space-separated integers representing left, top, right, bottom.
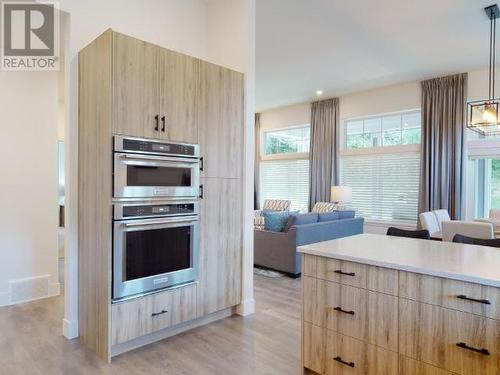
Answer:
493, 14, 496, 100
490, 12, 493, 102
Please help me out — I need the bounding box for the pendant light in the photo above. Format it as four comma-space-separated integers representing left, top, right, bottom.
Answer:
468, 5, 500, 135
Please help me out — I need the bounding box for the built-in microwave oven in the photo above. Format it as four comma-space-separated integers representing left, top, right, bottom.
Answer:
113, 136, 201, 200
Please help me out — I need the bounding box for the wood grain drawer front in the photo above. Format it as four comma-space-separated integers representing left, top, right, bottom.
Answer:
399, 299, 499, 375
303, 276, 398, 351
303, 255, 398, 295
400, 272, 500, 320
111, 284, 198, 345
399, 356, 459, 375
302, 323, 398, 375
151, 283, 197, 332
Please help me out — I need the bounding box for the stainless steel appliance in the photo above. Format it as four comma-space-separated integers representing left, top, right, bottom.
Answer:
114, 136, 201, 199
112, 200, 200, 300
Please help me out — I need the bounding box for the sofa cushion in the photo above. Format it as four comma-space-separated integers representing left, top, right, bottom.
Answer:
318, 211, 340, 222
263, 210, 291, 232
284, 212, 319, 232
338, 210, 355, 219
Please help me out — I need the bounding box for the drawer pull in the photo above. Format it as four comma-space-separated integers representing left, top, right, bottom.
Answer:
333, 306, 355, 315
333, 356, 355, 368
456, 342, 490, 356
152, 309, 168, 317
334, 270, 355, 276
456, 294, 491, 305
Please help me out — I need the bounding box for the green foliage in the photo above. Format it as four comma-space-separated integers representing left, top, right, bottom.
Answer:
265, 135, 299, 154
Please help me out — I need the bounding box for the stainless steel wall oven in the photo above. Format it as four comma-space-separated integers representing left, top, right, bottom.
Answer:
112, 200, 200, 300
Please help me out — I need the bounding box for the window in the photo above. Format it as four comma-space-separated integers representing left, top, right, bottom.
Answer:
260, 126, 310, 211
341, 111, 421, 224
474, 158, 500, 218
264, 126, 310, 155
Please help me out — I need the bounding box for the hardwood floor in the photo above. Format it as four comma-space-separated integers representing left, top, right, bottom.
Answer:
0, 274, 301, 374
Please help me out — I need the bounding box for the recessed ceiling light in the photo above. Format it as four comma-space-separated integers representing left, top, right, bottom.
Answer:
316, 90, 323, 96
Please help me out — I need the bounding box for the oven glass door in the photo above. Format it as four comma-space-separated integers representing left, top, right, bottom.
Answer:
113, 216, 199, 300
114, 153, 200, 199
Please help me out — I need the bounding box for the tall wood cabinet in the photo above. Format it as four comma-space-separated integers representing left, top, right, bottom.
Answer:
79, 29, 244, 361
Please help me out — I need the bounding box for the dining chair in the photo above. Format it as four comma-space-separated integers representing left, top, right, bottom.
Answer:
386, 227, 430, 240
441, 220, 494, 242
452, 234, 500, 248
418, 212, 441, 238
433, 209, 451, 227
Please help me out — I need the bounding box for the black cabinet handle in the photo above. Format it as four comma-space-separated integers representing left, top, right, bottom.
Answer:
333, 306, 355, 315
199, 184, 204, 199
161, 116, 166, 132
334, 270, 355, 277
456, 295, 491, 305
333, 356, 355, 368
456, 342, 490, 356
200, 157, 204, 171
151, 309, 168, 317
154, 115, 159, 131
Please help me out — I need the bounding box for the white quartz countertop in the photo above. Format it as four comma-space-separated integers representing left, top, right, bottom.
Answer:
298, 233, 500, 288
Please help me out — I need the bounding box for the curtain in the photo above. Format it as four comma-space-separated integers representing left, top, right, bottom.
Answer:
418, 73, 467, 220
309, 98, 339, 211
254, 113, 261, 209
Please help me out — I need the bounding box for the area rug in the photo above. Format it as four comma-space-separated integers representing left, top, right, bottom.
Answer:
254, 267, 285, 278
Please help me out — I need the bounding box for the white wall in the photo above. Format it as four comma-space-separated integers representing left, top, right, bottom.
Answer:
0, 70, 60, 306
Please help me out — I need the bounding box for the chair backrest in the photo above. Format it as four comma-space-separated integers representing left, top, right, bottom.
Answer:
433, 209, 451, 229
490, 209, 500, 220
311, 202, 337, 213
452, 234, 500, 248
262, 199, 291, 212
387, 227, 430, 240
441, 220, 494, 242
419, 212, 440, 236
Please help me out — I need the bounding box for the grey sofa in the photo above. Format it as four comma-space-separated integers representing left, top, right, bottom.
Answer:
254, 211, 364, 277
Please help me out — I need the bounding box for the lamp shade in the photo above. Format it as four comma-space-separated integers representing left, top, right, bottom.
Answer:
331, 186, 352, 203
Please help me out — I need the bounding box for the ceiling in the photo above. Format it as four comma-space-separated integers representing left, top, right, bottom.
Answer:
256, 0, 497, 111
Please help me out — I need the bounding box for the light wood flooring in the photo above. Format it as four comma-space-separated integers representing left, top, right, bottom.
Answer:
0, 274, 301, 375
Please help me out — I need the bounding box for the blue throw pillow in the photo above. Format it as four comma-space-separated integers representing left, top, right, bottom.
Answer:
318, 211, 340, 222
263, 210, 291, 232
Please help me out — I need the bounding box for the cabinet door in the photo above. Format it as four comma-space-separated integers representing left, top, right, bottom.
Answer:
158, 49, 198, 143
198, 177, 242, 316
198, 62, 244, 178
112, 32, 160, 138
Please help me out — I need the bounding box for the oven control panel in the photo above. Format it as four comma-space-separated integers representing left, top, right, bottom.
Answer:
122, 203, 196, 219
118, 137, 197, 157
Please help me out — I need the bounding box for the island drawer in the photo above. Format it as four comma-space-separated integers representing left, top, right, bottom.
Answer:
303, 276, 398, 351
111, 283, 197, 345
399, 355, 458, 375
399, 271, 500, 320
303, 254, 398, 295
399, 299, 499, 375
303, 322, 398, 375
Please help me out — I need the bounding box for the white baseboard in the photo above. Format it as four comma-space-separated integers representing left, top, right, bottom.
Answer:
62, 318, 79, 339
49, 282, 61, 297
236, 298, 255, 316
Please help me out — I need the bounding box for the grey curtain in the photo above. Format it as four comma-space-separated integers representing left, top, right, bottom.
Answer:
309, 98, 339, 211
418, 73, 467, 220
254, 113, 261, 209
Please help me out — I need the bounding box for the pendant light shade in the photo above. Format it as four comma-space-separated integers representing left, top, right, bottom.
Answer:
467, 5, 500, 136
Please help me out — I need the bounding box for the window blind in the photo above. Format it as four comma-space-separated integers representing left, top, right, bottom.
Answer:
341, 152, 420, 223
260, 159, 309, 212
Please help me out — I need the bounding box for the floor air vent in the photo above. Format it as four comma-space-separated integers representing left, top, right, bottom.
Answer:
9, 275, 49, 304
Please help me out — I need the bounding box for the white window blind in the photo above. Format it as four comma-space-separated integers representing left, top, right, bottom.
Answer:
260, 159, 309, 212
342, 152, 420, 223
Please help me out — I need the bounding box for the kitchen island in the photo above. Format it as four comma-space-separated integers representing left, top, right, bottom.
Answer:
298, 233, 500, 375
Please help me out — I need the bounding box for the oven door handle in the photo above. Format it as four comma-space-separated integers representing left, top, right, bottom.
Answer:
120, 154, 199, 165
122, 217, 198, 227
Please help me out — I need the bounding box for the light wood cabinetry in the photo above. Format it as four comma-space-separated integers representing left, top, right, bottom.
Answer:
111, 283, 197, 345
79, 29, 244, 361
301, 253, 500, 375
198, 61, 244, 179
400, 271, 500, 320
198, 177, 242, 316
